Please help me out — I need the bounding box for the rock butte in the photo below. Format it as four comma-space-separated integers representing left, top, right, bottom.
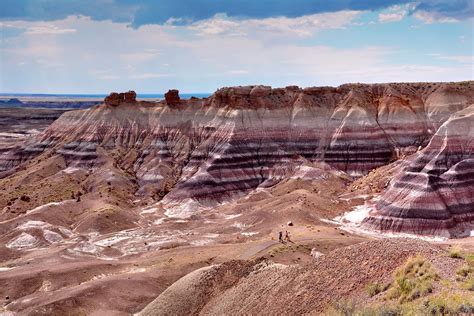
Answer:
363, 104, 474, 237
0, 82, 473, 237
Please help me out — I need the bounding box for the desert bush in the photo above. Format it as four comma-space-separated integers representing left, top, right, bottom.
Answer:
455, 262, 474, 290
464, 277, 474, 291
386, 256, 438, 303
331, 299, 356, 316
464, 253, 474, 263
449, 246, 463, 259
423, 293, 474, 315
365, 282, 384, 297
357, 305, 401, 316
456, 265, 473, 278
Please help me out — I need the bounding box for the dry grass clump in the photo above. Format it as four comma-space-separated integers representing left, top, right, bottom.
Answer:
421, 292, 474, 315
456, 254, 474, 291
448, 246, 463, 259
328, 301, 401, 316
364, 282, 385, 298
327, 253, 474, 316
328, 293, 474, 316
386, 256, 438, 303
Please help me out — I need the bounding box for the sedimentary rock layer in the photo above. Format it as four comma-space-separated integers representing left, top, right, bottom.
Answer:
0, 82, 472, 220
363, 104, 474, 237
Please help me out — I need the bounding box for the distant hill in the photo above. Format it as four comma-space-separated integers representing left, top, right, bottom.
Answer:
0, 93, 211, 109
0, 98, 100, 109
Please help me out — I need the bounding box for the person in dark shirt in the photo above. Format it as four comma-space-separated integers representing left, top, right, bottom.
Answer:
278, 231, 283, 243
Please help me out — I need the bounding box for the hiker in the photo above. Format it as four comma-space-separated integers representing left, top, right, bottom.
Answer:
278, 231, 283, 243
285, 230, 291, 242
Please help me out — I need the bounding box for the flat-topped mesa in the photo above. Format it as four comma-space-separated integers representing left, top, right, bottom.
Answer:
165, 89, 181, 106
104, 90, 137, 106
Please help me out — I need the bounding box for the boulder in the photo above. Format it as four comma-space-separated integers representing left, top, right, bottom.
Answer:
310, 249, 324, 259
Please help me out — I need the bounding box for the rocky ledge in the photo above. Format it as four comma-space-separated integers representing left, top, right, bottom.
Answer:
104, 90, 137, 106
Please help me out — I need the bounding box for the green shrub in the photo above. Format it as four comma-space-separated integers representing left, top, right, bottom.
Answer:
423, 293, 474, 315
386, 256, 438, 303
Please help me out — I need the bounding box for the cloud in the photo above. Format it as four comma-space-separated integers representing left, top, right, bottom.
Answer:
414, 0, 473, 22
379, 12, 407, 22
413, 11, 459, 23
1, 20, 76, 35
0, 0, 135, 23
226, 70, 249, 75
378, 3, 419, 23
188, 15, 241, 36
189, 11, 362, 38
130, 73, 169, 79
25, 25, 76, 34
2, 0, 467, 27
430, 54, 474, 64
379, 6, 408, 23
119, 0, 412, 26
0, 14, 471, 94
1, 1, 471, 28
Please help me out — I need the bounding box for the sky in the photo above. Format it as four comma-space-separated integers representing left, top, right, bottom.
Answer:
0, 0, 472, 94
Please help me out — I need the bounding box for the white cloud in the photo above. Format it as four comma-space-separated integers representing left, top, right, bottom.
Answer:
25, 25, 76, 35
413, 11, 459, 24
189, 15, 242, 36
431, 54, 474, 64
379, 12, 406, 23
377, 4, 410, 23
130, 73, 169, 79
1, 15, 471, 94
226, 70, 249, 75
189, 11, 362, 38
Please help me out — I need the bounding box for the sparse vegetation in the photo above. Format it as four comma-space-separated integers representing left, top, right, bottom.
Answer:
422, 293, 474, 315
386, 256, 438, 303
455, 254, 474, 291
456, 265, 473, 278
329, 299, 356, 316
365, 282, 383, 297
328, 301, 401, 316
328, 292, 474, 316
449, 246, 463, 259
464, 277, 474, 291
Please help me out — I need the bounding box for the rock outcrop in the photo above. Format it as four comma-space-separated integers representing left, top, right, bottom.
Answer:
0, 82, 472, 235
164, 89, 180, 106
104, 90, 137, 106
362, 104, 474, 237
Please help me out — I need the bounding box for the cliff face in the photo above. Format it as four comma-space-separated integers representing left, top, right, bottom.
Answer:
0, 82, 472, 234
363, 104, 474, 237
